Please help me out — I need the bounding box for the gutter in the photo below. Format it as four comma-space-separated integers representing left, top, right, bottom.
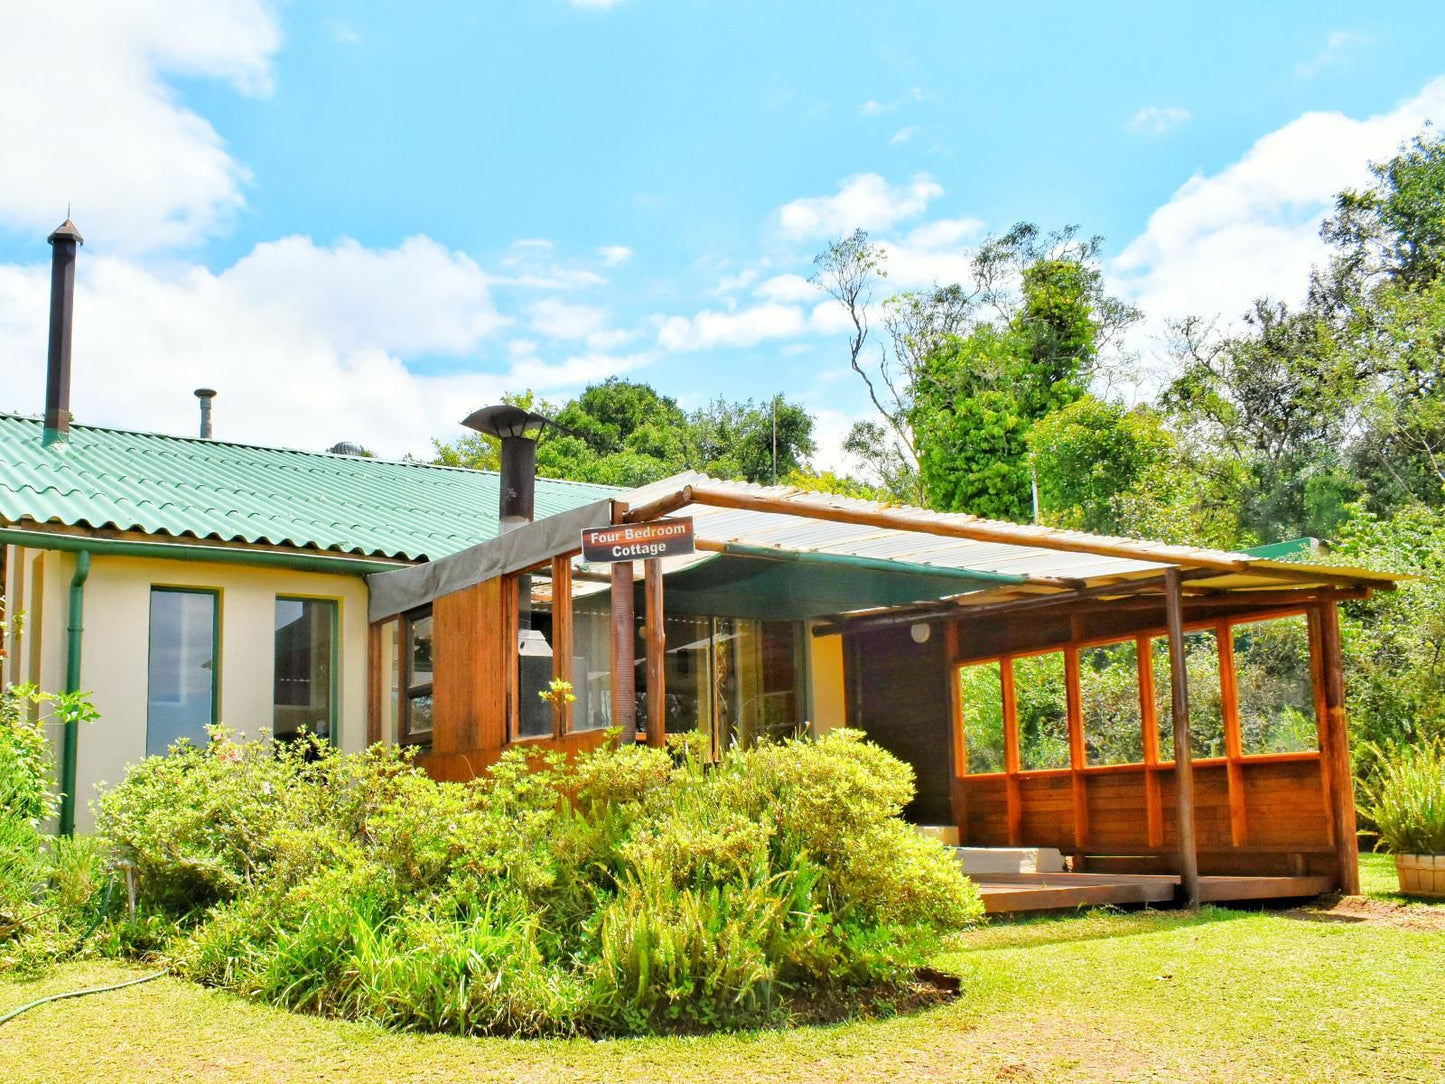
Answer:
0, 528, 408, 578
58, 549, 89, 836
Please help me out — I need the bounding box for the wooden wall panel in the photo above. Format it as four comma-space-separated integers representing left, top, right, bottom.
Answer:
431, 578, 508, 755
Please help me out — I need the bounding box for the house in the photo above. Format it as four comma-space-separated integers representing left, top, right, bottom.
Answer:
3, 220, 1405, 909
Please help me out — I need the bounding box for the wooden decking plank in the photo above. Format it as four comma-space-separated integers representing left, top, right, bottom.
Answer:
968, 871, 1334, 914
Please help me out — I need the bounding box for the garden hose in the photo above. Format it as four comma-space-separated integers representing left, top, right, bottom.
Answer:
0, 970, 168, 1027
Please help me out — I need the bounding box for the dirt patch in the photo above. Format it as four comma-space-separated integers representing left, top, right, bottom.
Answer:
783, 973, 959, 1027
1286, 894, 1445, 932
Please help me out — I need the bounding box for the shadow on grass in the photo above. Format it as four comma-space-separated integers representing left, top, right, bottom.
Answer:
947, 905, 1252, 955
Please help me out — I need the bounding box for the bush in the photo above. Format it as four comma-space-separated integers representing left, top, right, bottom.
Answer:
1364, 739, 1445, 855
99, 728, 982, 1036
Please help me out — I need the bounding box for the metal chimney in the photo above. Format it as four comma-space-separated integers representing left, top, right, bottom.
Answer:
43, 218, 84, 445
194, 388, 216, 438
460, 404, 553, 533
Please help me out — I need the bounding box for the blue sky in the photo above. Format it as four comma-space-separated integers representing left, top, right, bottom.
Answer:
2, 2, 1444, 466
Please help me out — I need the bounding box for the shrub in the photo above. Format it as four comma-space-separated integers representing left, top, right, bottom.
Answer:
99, 727, 983, 1036
1365, 739, 1445, 855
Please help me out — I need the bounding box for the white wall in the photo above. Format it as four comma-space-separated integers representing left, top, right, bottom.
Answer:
5, 545, 370, 832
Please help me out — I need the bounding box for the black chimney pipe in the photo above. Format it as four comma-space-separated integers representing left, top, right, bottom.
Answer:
460, 404, 552, 534
43, 218, 83, 445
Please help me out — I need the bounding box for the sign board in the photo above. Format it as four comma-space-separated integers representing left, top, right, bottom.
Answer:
581, 517, 695, 563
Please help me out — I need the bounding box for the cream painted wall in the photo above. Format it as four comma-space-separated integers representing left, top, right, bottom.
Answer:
4, 545, 370, 832
806, 629, 847, 735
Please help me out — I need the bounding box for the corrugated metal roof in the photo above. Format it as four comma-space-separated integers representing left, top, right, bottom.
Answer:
0, 413, 617, 562
615, 473, 1403, 591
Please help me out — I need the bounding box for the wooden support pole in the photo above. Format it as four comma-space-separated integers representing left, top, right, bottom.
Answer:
551, 555, 574, 739
1165, 568, 1202, 908
609, 561, 636, 739
1064, 645, 1090, 852
366, 621, 383, 744
1001, 659, 1022, 847
1217, 620, 1248, 847
945, 623, 967, 840
1138, 633, 1165, 850
644, 558, 666, 747
1318, 600, 1360, 894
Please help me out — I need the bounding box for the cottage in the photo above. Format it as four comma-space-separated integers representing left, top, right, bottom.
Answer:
2, 220, 1404, 909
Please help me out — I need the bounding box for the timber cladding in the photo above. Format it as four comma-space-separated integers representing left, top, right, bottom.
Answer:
430, 578, 509, 755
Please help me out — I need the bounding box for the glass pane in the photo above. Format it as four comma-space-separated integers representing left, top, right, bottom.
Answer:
711, 619, 803, 752
1233, 616, 1317, 754
408, 613, 433, 688
517, 577, 554, 739
570, 608, 613, 732
407, 692, 433, 738
273, 598, 336, 741
147, 589, 216, 755
1152, 631, 1226, 760
960, 661, 1006, 774
1014, 652, 1071, 771
635, 615, 713, 738
1080, 640, 1144, 765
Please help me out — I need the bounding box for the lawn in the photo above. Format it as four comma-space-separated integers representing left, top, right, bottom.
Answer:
3, 890, 1442, 1084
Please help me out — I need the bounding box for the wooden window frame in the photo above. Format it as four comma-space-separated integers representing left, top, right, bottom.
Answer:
398, 605, 433, 748
953, 606, 1317, 780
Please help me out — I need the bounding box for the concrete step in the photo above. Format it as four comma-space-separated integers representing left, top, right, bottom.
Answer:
950, 846, 1067, 875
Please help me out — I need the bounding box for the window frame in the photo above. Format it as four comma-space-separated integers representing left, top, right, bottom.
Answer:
952, 606, 1320, 778
145, 585, 221, 754
398, 604, 434, 748
273, 594, 340, 742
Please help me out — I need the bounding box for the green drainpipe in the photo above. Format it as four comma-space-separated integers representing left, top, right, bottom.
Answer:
58, 549, 90, 837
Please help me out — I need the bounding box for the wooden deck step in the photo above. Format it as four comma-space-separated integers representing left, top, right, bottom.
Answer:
969, 872, 1334, 914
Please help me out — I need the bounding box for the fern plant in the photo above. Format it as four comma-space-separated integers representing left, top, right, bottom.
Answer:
1364, 739, 1445, 855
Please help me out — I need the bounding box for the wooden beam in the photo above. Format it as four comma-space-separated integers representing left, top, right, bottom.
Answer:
1318, 600, 1360, 894
644, 558, 666, 747
366, 621, 383, 745
686, 483, 1256, 573
551, 555, 574, 739
623, 486, 694, 524
1165, 568, 1202, 908
1217, 619, 1248, 847
945, 624, 968, 841
609, 561, 636, 739
1065, 645, 1090, 851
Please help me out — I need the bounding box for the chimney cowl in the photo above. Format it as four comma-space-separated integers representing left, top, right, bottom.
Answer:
194, 388, 216, 439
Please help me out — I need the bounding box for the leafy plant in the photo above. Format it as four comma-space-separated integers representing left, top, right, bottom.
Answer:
1364, 739, 1445, 856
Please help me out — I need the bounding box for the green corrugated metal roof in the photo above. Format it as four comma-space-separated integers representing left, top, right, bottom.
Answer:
0, 413, 617, 562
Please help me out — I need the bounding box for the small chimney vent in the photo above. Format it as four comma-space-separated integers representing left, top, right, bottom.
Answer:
43, 218, 84, 446
194, 388, 216, 439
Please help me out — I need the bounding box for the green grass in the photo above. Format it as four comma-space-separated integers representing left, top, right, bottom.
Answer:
1359, 849, 1445, 909
2, 907, 1442, 1083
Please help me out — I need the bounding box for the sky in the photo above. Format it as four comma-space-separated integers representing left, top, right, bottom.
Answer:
2, 1, 1444, 470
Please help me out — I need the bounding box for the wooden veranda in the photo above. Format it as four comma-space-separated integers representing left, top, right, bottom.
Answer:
365, 473, 1401, 906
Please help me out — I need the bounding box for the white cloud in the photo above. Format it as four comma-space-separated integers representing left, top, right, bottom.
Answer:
1295, 30, 1368, 81
0, 235, 645, 458
495, 239, 606, 289
597, 245, 633, 266
890, 126, 920, 145
0, 1, 280, 253
776, 173, 944, 241
753, 273, 818, 303
713, 267, 761, 294
1113, 77, 1445, 331
1126, 106, 1191, 137
860, 100, 889, 116
655, 304, 808, 351
528, 298, 609, 340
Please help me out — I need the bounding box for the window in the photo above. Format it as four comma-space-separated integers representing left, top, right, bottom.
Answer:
273, 597, 337, 741
514, 571, 554, 740
1232, 616, 1317, 754
570, 609, 613, 732
959, 661, 1006, 774
1014, 652, 1070, 771
1079, 640, 1143, 766
400, 607, 433, 746
1152, 630, 1226, 760
146, 588, 218, 755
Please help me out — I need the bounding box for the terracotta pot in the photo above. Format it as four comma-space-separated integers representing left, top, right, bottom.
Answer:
1395, 854, 1445, 899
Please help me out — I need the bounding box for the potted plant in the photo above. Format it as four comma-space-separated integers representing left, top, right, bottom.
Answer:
1364, 739, 1445, 898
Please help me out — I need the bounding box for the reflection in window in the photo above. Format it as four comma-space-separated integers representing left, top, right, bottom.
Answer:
515, 573, 554, 740
1152, 631, 1226, 759
1080, 640, 1143, 765
960, 661, 1006, 774
570, 609, 613, 732
273, 597, 336, 741
1014, 652, 1070, 771
146, 588, 217, 755
1233, 616, 1317, 754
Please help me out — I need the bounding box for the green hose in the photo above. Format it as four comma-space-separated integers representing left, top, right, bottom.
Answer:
0, 970, 167, 1027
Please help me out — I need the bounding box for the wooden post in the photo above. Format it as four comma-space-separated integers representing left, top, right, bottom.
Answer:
945, 623, 968, 840
609, 562, 636, 739
644, 558, 666, 747
1138, 633, 1165, 850
1217, 619, 1248, 847
1318, 600, 1360, 894
1064, 645, 1090, 852
1165, 568, 1202, 908
1001, 658, 1022, 847
551, 555, 574, 739
366, 622, 383, 744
